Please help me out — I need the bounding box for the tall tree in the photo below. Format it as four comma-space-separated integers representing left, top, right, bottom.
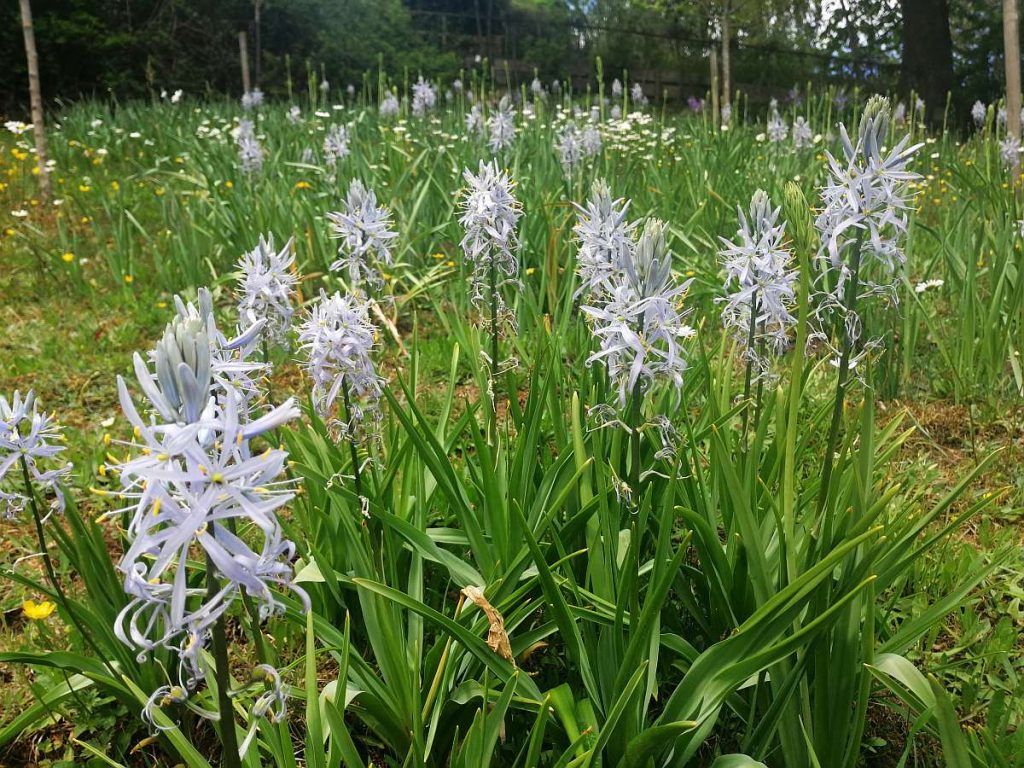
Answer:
900, 0, 954, 122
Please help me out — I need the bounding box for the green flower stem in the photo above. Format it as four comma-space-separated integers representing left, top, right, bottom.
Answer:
205, 551, 242, 768
20, 455, 119, 680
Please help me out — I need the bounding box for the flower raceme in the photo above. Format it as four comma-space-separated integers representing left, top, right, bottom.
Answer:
812, 95, 922, 365
582, 218, 696, 405
236, 234, 298, 347
297, 290, 384, 442
0, 390, 72, 519
573, 179, 637, 304
488, 96, 516, 153
104, 288, 303, 723
327, 179, 398, 294
718, 189, 798, 377
458, 160, 522, 327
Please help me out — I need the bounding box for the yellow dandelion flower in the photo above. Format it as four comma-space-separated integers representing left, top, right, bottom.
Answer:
224, 181, 233, 189
61, 252, 75, 263
23, 599, 56, 621
124, 274, 134, 284
294, 180, 311, 190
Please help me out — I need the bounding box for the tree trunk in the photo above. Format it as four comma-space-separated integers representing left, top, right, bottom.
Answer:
899, 0, 953, 124
18, 0, 50, 202
1005, 0, 1021, 141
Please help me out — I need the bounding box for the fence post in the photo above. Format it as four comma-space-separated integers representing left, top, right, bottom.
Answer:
1005, 0, 1021, 143
18, 0, 50, 202
239, 30, 252, 95
710, 46, 720, 128
722, 4, 732, 110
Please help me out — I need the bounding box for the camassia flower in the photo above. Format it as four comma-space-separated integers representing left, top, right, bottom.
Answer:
767, 109, 788, 143
718, 189, 798, 377
326, 179, 398, 293
812, 95, 922, 366
488, 96, 516, 153
380, 90, 400, 118
458, 160, 522, 333
582, 219, 696, 404
323, 124, 350, 168
412, 77, 436, 117
557, 123, 584, 174
573, 179, 637, 304
971, 100, 986, 127
0, 390, 72, 519
236, 234, 298, 346
105, 289, 303, 724
297, 290, 383, 442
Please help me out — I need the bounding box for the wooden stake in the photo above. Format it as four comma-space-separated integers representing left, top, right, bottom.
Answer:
239, 30, 252, 95
721, 2, 732, 110
18, 0, 50, 202
710, 47, 720, 129
1005, 0, 1021, 141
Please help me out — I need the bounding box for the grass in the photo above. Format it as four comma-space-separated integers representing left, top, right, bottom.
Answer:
0, 84, 1022, 766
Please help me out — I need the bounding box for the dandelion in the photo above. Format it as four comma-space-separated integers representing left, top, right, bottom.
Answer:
297, 290, 383, 443
326, 179, 398, 293
718, 189, 798, 379
573, 179, 637, 304
323, 124, 350, 168
22, 599, 56, 620
488, 96, 516, 153
582, 219, 695, 406
236, 235, 298, 346
411, 77, 437, 117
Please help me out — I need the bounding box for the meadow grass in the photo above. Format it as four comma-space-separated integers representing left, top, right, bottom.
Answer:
0, 87, 1021, 766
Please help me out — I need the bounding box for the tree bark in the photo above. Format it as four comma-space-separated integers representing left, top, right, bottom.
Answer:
899, 0, 953, 124
18, 0, 50, 202
1005, 0, 1021, 141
